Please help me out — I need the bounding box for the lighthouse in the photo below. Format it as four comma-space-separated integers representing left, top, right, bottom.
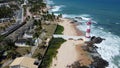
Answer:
85, 19, 92, 41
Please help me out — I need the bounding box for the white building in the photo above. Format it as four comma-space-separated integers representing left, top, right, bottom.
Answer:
15, 39, 31, 47
23, 33, 33, 39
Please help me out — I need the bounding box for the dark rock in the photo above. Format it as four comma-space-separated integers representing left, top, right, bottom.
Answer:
75, 17, 82, 20
91, 57, 109, 68
71, 61, 89, 68
91, 36, 96, 41
90, 36, 105, 44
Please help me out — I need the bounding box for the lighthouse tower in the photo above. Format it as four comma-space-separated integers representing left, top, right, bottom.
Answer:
85, 19, 92, 41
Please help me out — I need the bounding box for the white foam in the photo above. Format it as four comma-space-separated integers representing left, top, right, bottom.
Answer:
48, 0, 120, 67
118, 61, 120, 67
72, 14, 120, 68
115, 22, 120, 24
62, 14, 91, 20
96, 32, 120, 68
46, 0, 54, 5
91, 20, 97, 24
98, 26, 104, 30
50, 5, 65, 12
62, 14, 78, 18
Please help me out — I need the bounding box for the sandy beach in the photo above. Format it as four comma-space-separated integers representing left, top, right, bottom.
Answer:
51, 18, 92, 68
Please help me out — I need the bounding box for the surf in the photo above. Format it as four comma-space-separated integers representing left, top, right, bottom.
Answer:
46, 0, 120, 68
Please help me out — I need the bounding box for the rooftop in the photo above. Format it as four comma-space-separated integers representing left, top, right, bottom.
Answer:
10, 57, 38, 68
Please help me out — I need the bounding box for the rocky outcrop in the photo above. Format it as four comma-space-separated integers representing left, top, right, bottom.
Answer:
91, 57, 109, 68
85, 36, 109, 68
91, 36, 105, 44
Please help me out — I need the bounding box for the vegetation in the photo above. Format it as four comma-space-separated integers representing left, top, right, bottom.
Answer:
0, 38, 31, 63
40, 38, 66, 68
28, 0, 44, 4
0, 0, 12, 3
29, 0, 46, 14
16, 47, 31, 55
0, 35, 5, 42
42, 13, 56, 21
33, 20, 42, 38
0, 5, 14, 18
54, 24, 64, 34
9, 4, 20, 10
32, 23, 57, 60
42, 23, 57, 38
32, 41, 47, 60
23, 5, 27, 16
30, 3, 46, 13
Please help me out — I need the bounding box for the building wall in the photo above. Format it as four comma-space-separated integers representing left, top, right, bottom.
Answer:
15, 43, 29, 47
10, 65, 20, 68
20, 66, 27, 68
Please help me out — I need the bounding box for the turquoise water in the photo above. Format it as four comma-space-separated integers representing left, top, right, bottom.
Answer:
52, 0, 120, 36
47, 0, 120, 68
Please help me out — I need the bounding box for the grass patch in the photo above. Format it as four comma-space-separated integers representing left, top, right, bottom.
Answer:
42, 23, 57, 38
0, 35, 5, 42
16, 47, 31, 55
40, 38, 66, 68
32, 43, 46, 58
54, 25, 64, 34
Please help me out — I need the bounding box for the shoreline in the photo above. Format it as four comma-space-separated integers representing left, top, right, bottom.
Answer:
50, 18, 93, 68
72, 22, 84, 36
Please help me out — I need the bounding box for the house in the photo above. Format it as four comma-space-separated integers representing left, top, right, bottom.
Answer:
23, 32, 33, 39
0, 3, 8, 7
9, 57, 38, 68
15, 39, 33, 47
0, 18, 10, 23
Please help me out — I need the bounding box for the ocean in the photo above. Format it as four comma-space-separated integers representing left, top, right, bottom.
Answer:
46, 0, 120, 68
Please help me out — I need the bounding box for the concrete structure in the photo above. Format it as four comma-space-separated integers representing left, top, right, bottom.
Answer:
0, 18, 13, 23
15, 39, 33, 47
53, 34, 84, 40
9, 57, 38, 68
23, 33, 33, 39
15, 39, 29, 47
85, 19, 92, 41
24, 0, 28, 5
0, 3, 8, 7
34, 38, 42, 46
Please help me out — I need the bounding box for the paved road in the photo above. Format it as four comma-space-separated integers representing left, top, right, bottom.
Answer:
0, 3, 24, 36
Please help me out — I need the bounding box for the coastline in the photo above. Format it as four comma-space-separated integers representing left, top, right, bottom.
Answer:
50, 18, 92, 68
46, 0, 120, 67
45, 0, 109, 68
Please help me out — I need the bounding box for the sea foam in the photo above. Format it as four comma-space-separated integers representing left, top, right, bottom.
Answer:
63, 14, 120, 68
77, 15, 120, 68
50, 5, 65, 12
48, 0, 120, 67
46, 0, 54, 5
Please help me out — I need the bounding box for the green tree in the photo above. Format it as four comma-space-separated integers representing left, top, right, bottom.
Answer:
0, 6, 14, 18
4, 38, 17, 50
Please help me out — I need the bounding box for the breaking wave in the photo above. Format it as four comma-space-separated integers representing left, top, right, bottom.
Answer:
47, 0, 120, 67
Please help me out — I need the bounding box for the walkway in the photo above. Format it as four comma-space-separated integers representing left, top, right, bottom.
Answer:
53, 34, 85, 40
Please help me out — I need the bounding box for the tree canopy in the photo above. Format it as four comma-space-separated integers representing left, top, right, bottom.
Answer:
0, 6, 14, 18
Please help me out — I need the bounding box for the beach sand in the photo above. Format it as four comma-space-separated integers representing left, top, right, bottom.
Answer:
51, 18, 92, 68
